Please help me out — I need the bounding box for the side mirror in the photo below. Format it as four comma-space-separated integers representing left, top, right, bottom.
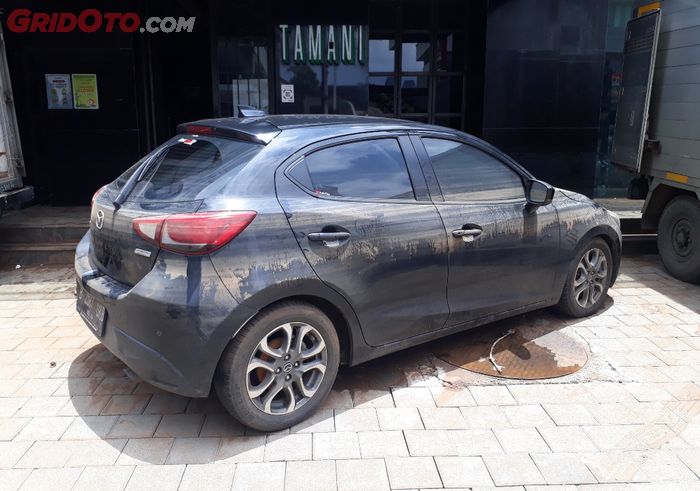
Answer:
525, 179, 554, 212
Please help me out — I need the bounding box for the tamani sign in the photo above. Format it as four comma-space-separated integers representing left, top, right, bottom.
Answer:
279, 24, 367, 65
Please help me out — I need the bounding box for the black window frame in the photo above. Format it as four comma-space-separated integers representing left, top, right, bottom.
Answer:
410, 132, 532, 204
283, 133, 428, 204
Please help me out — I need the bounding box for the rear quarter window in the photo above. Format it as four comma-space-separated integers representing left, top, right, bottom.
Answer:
288, 138, 415, 200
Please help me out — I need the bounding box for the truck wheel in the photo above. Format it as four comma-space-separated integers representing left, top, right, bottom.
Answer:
214, 301, 339, 432
658, 196, 700, 283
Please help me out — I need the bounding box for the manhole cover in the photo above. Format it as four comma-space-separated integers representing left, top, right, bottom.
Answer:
433, 320, 588, 380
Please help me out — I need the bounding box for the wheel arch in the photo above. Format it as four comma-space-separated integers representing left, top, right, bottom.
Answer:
257, 294, 353, 366
570, 224, 622, 286
223, 278, 363, 365
594, 229, 621, 286
642, 183, 698, 230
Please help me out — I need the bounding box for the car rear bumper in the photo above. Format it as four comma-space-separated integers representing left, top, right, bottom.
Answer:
75, 232, 248, 397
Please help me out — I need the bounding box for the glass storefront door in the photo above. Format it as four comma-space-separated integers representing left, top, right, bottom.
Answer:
214, 0, 483, 133
368, 0, 468, 130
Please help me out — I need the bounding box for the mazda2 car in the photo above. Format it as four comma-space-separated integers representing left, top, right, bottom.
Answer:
76, 115, 621, 431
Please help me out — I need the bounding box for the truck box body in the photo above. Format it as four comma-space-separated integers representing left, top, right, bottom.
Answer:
642, 0, 700, 191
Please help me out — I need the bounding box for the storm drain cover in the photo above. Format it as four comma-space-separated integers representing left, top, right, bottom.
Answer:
433, 320, 588, 380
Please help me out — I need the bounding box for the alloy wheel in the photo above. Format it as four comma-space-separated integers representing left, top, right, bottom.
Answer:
573, 247, 608, 308
246, 322, 327, 415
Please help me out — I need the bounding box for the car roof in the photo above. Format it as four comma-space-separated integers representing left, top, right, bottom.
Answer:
178, 115, 463, 145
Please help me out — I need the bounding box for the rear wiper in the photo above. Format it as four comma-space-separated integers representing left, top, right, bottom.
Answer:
113, 149, 165, 209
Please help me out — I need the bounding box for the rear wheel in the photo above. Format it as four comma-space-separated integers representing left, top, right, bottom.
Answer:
657, 196, 700, 283
557, 238, 613, 317
214, 301, 339, 431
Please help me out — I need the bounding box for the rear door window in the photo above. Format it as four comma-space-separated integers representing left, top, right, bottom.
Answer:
288, 138, 415, 200
123, 136, 263, 202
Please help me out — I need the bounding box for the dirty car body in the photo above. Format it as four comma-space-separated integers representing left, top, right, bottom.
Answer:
75, 115, 621, 400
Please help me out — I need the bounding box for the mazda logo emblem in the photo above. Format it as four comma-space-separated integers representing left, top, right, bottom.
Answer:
95, 209, 105, 230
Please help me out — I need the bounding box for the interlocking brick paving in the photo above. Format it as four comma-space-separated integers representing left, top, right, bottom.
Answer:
0, 255, 699, 489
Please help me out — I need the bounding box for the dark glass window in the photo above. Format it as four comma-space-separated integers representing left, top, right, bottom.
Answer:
437, 0, 467, 29
290, 139, 414, 200
369, 39, 396, 72
434, 116, 463, 131
402, 0, 431, 30
370, 0, 399, 30
127, 136, 263, 202
423, 138, 523, 201
435, 33, 465, 72
435, 76, 463, 113
217, 38, 269, 117
401, 35, 431, 72
400, 76, 429, 113
369, 76, 395, 115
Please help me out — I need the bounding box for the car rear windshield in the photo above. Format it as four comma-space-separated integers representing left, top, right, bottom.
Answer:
114, 135, 263, 202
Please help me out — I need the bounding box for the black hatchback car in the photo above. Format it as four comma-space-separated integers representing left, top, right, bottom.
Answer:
76, 115, 621, 431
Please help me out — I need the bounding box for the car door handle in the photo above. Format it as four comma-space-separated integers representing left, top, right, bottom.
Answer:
308, 232, 351, 241
452, 228, 482, 238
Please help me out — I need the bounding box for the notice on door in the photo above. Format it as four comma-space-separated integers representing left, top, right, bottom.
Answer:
281, 84, 295, 103
45, 74, 73, 109
71, 74, 99, 110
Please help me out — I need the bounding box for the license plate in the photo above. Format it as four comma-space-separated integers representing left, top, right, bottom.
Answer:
76, 282, 106, 337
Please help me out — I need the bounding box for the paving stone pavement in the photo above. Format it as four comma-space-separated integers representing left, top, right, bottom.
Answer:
0, 255, 699, 490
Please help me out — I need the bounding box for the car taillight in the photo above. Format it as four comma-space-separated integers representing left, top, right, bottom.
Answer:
91, 185, 107, 207
132, 211, 257, 255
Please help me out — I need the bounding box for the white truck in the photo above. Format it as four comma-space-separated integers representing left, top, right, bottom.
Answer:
0, 22, 30, 213
612, 2, 700, 282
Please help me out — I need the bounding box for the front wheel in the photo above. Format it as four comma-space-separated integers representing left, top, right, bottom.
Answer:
557, 238, 613, 317
657, 196, 700, 283
214, 301, 340, 431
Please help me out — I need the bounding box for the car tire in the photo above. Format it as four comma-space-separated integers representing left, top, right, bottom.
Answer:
657, 196, 700, 283
556, 237, 613, 317
214, 301, 340, 432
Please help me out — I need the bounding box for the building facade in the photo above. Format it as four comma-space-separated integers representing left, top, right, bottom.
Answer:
3, 0, 651, 205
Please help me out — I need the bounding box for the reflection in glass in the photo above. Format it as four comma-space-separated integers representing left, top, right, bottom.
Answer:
401, 35, 431, 72
369, 39, 396, 72
423, 138, 523, 202
277, 60, 369, 115
436, 33, 465, 72
435, 76, 463, 113
293, 139, 415, 200
434, 116, 462, 131
401, 76, 429, 113
594, 0, 636, 197
369, 76, 395, 116
402, 115, 429, 123
218, 38, 269, 116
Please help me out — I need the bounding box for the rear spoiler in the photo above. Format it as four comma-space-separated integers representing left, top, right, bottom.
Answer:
176, 118, 281, 145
